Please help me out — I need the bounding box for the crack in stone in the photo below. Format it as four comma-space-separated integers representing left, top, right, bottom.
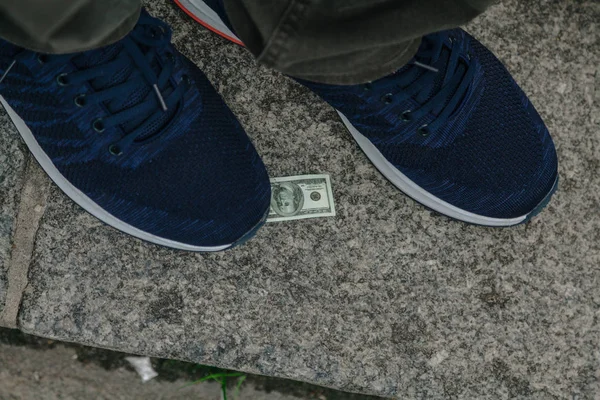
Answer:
0, 159, 50, 329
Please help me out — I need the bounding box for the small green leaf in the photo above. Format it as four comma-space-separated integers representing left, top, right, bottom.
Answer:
233, 375, 247, 398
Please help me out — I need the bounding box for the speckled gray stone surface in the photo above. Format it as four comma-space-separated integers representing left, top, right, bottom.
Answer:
0, 111, 27, 315
4, 0, 600, 398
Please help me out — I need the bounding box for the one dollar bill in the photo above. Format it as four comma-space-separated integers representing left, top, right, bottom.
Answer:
268, 174, 336, 222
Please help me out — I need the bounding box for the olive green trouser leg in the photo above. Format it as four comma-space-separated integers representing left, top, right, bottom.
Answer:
224, 0, 498, 84
0, 0, 141, 54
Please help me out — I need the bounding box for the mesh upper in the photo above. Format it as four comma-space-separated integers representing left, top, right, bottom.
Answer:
301, 28, 557, 219
0, 24, 270, 247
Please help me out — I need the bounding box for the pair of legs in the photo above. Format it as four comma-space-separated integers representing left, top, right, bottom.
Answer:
0, 1, 558, 251
1, 0, 494, 83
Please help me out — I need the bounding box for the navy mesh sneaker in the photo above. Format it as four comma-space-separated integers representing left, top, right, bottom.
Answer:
0, 10, 271, 251
178, 0, 559, 226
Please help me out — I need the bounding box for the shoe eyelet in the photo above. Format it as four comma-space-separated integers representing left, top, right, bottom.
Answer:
74, 94, 87, 108
449, 35, 456, 44
151, 26, 166, 38
56, 73, 70, 86
92, 118, 105, 133
108, 144, 123, 156
381, 93, 394, 104
401, 110, 412, 121
418, 124, 430, 137
466, 51, 472, 61
180, 74, 190, 85
37, 54, 48, 65
363, 83, 372, 92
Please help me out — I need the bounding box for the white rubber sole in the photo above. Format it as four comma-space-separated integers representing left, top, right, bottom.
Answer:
337, 111, 529, 227
176, 0, 242, 44
0, 95, 235, 251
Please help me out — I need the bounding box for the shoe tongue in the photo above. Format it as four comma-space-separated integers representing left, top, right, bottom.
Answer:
0, 40, 20, 59
417, 46, 451, 103
71, 43, 121, 69
71, 40, 176, 139
396, 43, 466, 115
389, 39, 441, 96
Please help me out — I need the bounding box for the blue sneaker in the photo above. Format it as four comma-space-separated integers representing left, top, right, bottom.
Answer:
178, 1, 558, 226
0, 10, 271, 251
